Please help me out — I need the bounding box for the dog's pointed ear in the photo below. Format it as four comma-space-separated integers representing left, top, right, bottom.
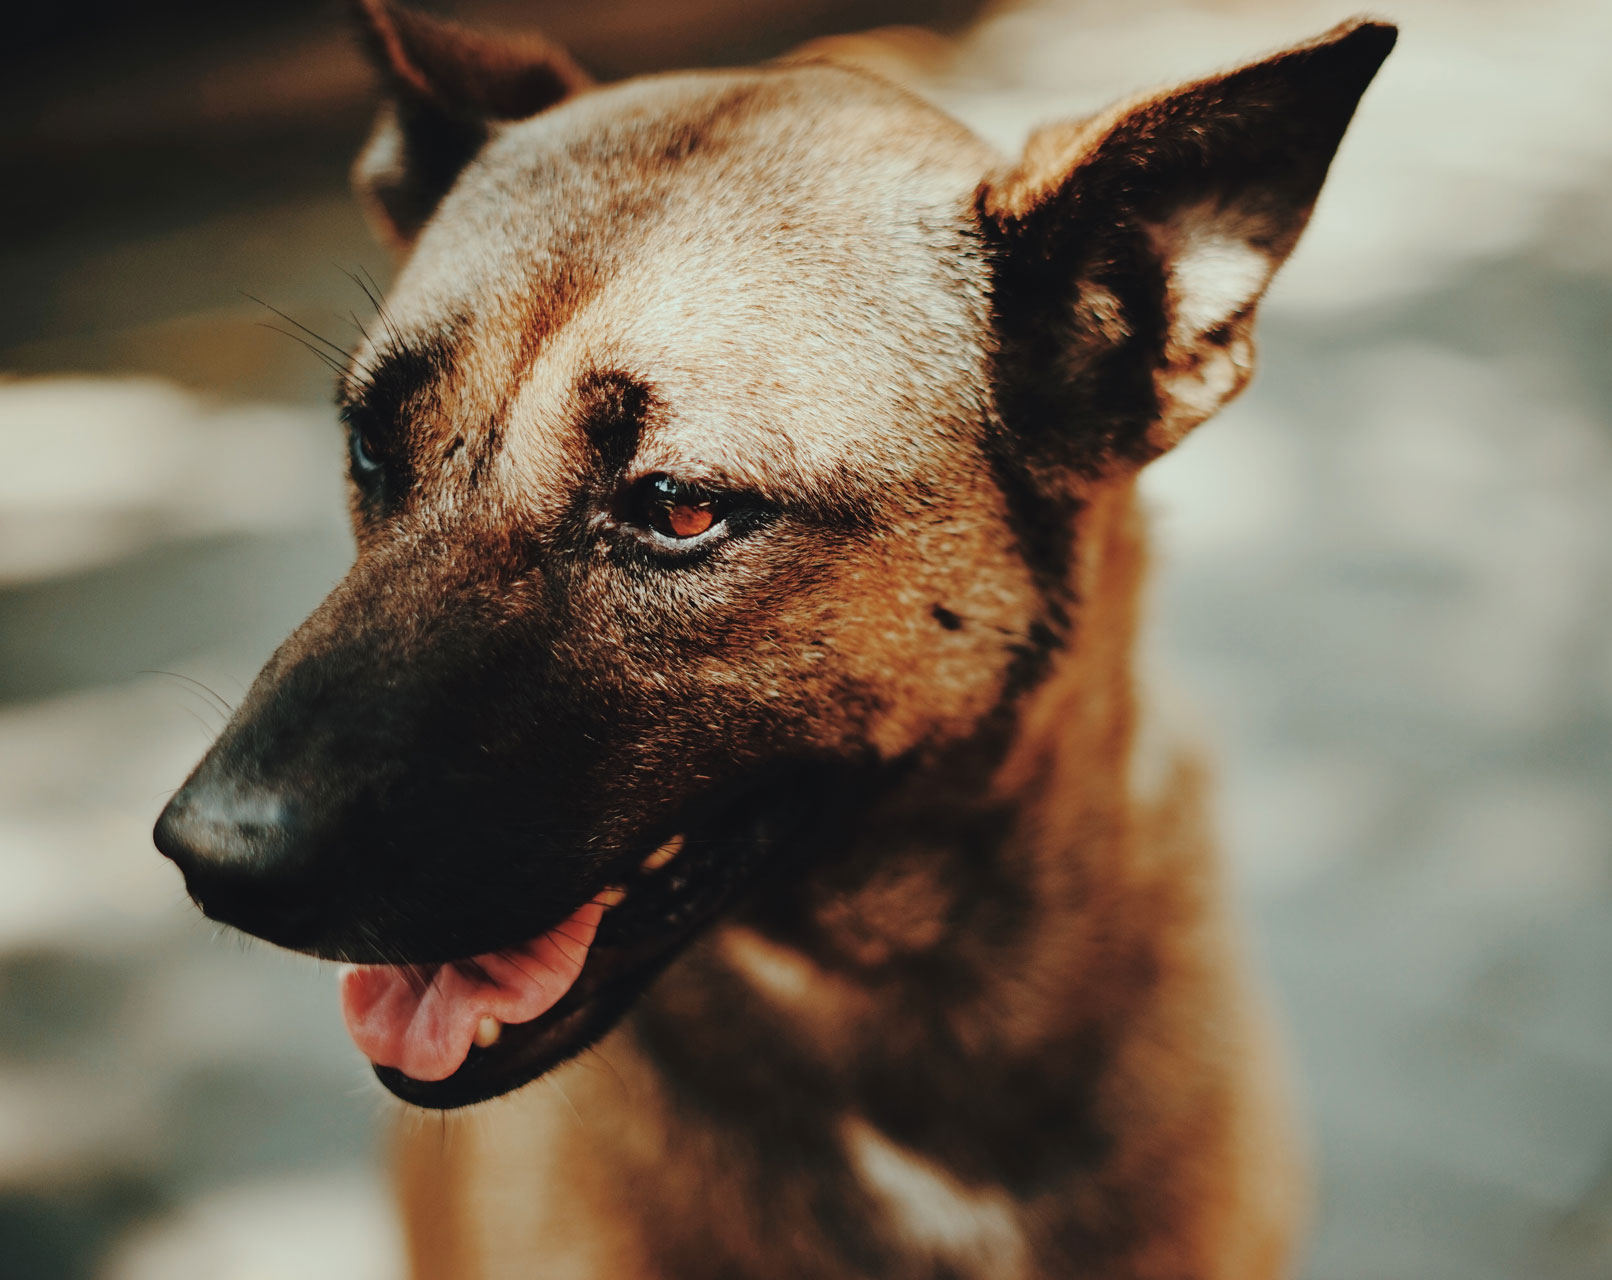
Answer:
351, 0, 591, 253
978, 18, 1395, 469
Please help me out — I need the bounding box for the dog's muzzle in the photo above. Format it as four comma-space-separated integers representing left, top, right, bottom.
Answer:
154, 775, 331, 947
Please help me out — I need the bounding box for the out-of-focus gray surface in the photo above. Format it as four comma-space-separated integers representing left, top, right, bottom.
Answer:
1, 1, 1608, 1277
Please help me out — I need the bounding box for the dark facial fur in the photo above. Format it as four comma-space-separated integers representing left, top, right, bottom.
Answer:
154, 4, 1393, 1117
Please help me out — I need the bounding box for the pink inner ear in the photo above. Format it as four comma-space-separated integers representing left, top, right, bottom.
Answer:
1145, 202, 1278, 342
973, 19, 1393, 465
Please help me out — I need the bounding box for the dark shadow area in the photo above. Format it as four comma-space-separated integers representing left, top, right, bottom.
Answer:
1, 0, 990, 372
0, 1179, 167, 1280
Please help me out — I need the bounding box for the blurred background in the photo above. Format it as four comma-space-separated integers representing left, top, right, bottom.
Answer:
2, 0, 1609, 1277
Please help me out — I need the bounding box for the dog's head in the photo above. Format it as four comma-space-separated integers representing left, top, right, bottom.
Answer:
154, 2, 1392, 1108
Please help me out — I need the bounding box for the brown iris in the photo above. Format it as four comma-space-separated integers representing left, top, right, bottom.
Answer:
661, 503, 715, 538
642, 475, 720, 540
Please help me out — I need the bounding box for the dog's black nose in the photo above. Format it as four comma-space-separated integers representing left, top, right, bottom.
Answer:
154, 779, 325, 946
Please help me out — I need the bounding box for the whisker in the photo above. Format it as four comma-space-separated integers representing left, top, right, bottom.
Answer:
175, 703, 217, 741
343, 268, 384, 320
575, 1045, 629, 1099
542, 1075, 587, 1130
497, 952, 543, 985
242, 291, 353, 364
399, 965, 437, 998
544, 931, 592, 965
506, 946, 564, 980
140, 668, 235, 716
257, 323, 346, 376
348, 264, 402, 348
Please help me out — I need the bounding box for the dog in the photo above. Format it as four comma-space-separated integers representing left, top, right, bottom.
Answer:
153, 5, 1393, 1276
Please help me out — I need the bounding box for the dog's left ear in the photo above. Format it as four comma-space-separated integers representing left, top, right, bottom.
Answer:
351, 0, 591, 253
979, 18, 1395, 469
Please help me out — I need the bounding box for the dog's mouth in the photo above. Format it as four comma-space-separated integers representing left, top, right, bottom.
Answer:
337, 831, 699, 1109
338, 890, 610, 1085
327, 760, 874, 1109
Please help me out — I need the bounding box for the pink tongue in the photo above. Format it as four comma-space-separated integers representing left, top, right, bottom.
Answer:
338, 899, 605, 1083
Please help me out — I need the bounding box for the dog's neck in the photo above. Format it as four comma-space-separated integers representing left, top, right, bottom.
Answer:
405, 484, 1287, 1280
630, 479, 1226, 1172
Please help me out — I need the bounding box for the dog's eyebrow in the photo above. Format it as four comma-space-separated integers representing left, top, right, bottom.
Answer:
571, 370, 880, 527
339, 337, 457, 430
574, 369, 653, 473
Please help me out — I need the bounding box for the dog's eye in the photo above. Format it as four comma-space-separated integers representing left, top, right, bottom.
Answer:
634, 475, 724, 541
345, 418, 384, 484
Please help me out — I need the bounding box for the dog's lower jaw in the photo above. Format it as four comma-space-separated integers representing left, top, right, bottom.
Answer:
397, 483, 1305, 1280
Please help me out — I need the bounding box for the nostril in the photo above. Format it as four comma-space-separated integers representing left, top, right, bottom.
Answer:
153, 793, 217, 879
153, 780, 323, 945
154, 784, 289, 876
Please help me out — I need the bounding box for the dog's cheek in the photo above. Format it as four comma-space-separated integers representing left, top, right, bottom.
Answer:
821, 510, 1043, 762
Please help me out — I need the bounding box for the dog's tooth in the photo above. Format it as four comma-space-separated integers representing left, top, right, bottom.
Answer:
474, 1016, 502, 1049
596, 887, 627, 907
642, 833, 685, 871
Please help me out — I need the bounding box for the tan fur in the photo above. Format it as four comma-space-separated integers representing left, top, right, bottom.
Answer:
156, 10, 1390, 1277
360, 16, 1389, 1278
396, 483, 1305, 1280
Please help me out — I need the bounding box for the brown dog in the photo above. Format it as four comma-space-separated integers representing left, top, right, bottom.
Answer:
154, 5, 1393, 1276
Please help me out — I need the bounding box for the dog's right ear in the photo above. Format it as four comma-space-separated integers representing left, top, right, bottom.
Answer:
351, 0, 591, 253
978, 19, 1394, 473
